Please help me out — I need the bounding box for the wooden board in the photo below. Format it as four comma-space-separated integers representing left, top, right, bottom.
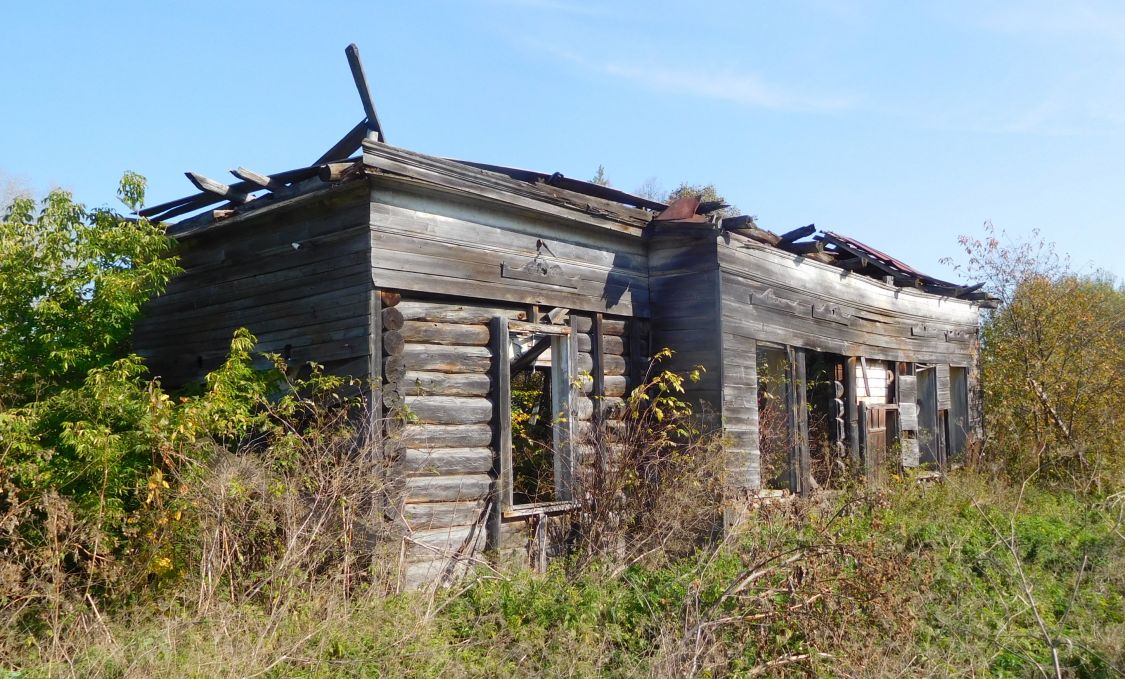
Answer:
369, 184, 649, 316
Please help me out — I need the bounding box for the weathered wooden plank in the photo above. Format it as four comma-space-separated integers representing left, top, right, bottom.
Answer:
721, 296, 975, 365
401, 344, 492, 373
345, 43, 385, 141
186, 172, 252, 204
158, 227, 370, 297
397, 300, 526, 324
399, 448, 493, 476
404, 396, 492, 425
573, 316, 627, 336
577, 333, 624, 355
400, 321, 490, 346
936, 364, 951, 410
492, 316, 513, 510
392, 424, 493, 449
401, 371, 491, 397
575, 352, 626, 376
403, 501, 487, 530
404, 523, 488, 560
403, 475, 491, 502
718, 239, 980, 327
365, 144, 652, 233
368, 197, 651, 277
372, 259, 644, 317
897, 375, 918, 431
142, 249, 371, 316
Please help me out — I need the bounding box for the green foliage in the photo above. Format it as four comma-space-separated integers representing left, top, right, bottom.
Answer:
666, 182, 739, 218
0, 175, 179, 405
13, 475, 1117, 677
951, 224, 1125, 491
510, 370, 555, 504
589, 164, 610, 187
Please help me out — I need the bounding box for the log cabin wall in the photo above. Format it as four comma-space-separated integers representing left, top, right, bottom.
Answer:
362, 151, 654, 586
386, 295, 643, 588
133, 181, 373, 387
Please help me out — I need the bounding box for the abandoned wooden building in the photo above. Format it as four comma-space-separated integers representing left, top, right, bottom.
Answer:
132, 46, 994, 586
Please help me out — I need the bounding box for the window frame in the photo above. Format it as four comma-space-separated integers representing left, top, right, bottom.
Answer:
492, 316, 579, 517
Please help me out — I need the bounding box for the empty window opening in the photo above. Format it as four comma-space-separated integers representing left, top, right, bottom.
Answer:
511, 359, 557, 505
495, 318, 577, 514
804, 350, 848, 489
915, 365, 941, 466
756, 345, 790, 487
757, 346, 850, 492
947, 366, 969, 463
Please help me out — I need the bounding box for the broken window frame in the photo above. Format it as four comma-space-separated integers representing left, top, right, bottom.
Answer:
492, 316, 579, 517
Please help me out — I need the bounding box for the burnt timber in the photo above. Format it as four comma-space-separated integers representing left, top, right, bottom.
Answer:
132, 44, 993, 588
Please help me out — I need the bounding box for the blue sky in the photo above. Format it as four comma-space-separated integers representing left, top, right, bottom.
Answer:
2, 0, 1122, 282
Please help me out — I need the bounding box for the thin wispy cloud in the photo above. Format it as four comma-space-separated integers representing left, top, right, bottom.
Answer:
975, 0, 1125, 48
549, 46, 853, 114
483, 0, 615, 17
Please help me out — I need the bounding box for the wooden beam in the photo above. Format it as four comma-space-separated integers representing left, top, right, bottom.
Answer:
185, 172, 251, 204
859, 356, 871, 398
510, 337, 551, 374
778, 240, 825, 255
230, 167, 287, 192
318, 161, 359, 182
778, 224, 815, 243
146, 164, 326, 223
491, 317, 513, 509
345, 43, 384, 142
314, 119, 368, 165
845, 358, 860, 467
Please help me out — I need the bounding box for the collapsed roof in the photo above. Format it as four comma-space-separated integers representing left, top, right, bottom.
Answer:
139, 44, 993, 303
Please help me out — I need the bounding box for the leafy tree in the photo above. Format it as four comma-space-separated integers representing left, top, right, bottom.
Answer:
666, 182, 739, 218
949, 223, 1125, 491
0, 175, 179, 406
633, 179, 741, 219
590, 165, 610, 187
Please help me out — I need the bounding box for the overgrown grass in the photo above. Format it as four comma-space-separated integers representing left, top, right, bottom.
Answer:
5, 473, 1121, 678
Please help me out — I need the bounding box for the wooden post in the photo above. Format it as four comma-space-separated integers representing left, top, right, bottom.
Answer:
786, 346, 809, 495
344, 43, 385, 142
844, 357, 860, 470
487, 316, 511, 552
858, 401, 869, 481
591, 313, 607, 473
367, 288, 384, 459
795, 349, 810, 497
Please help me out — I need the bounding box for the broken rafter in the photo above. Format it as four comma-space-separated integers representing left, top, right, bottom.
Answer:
345, 43, 385, 142
318, 161, 360, 182
230, 166, 288, 192
778, 240, 826, 255
820, 233, 919, 286
185, 172, 252, 204
314, 119, 368, 165
510, 337, 551, 374
143, 164, 329, 222
778, 224, 815, 243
